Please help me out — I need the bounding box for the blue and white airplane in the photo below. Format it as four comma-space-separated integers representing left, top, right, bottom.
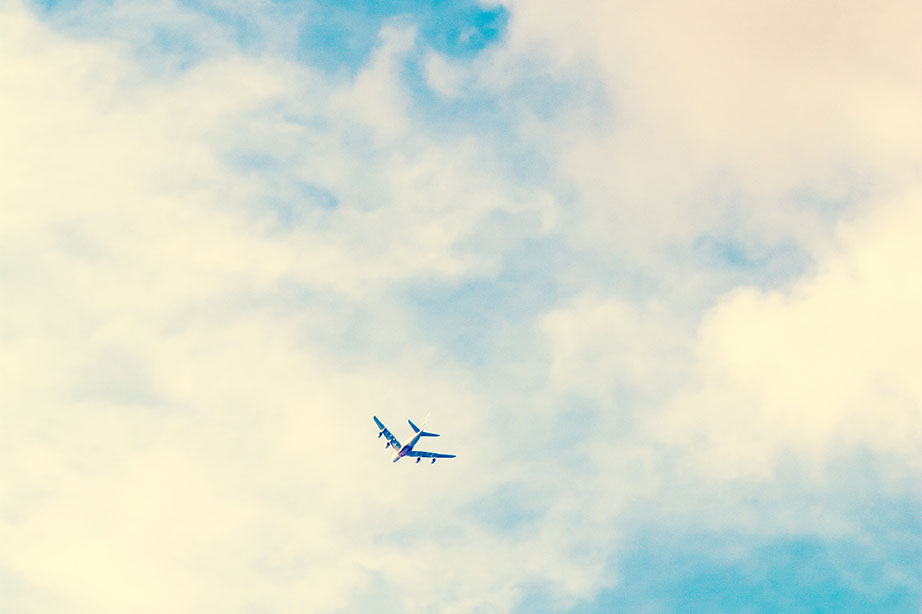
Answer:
374, 414, 456, 464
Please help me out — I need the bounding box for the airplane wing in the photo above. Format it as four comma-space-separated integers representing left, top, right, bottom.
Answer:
407, 450, 456, 459
373, 416, 401, 449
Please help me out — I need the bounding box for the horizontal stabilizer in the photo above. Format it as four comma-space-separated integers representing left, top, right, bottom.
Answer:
408, 419, 439, 437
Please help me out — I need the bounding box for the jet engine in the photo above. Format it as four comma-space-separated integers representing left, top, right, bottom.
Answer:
431, 458, 436, 464
416, 457, 421, 463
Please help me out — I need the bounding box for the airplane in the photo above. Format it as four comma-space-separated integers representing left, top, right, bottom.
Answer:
374, 413, 456, 464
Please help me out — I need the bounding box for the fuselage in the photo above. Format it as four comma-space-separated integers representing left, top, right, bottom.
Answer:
391, 428, 424, 462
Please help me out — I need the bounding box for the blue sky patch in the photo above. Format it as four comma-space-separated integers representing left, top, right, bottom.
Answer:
563, 515, 921, 614
290, 0, 507, 74
28, 0, 507, 76
690, 234, 809, 292
28, 0, 100, 12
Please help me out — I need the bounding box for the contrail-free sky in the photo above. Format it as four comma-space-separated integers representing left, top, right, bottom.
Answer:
1, 1, 919, 612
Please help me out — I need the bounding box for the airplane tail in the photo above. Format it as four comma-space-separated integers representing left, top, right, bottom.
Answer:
409, 416, 439, 437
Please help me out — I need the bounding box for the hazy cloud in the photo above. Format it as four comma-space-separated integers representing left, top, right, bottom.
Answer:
2, 1, 919, 612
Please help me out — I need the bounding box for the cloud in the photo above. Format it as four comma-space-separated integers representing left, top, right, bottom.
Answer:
654, 188, 920, 485
0, 3, 577, 611
542, 294, 692, 404
0, 8, 504, 611
538, 189, 920, 541
423, 51, 467, 98
2, 0, 919, 612
493, 0, 921, 256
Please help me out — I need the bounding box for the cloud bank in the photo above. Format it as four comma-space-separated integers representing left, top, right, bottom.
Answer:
1, 0, 919, 612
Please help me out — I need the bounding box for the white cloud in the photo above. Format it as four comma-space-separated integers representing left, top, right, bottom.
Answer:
509, 0, 920, 528
654, 188, 921, 484
2, 0, 919, 611
494, 0, 921, 256
0, 3, 598, 611
423, 51, 468, 99
537, 194, 920, 540
542, 294, 692, 404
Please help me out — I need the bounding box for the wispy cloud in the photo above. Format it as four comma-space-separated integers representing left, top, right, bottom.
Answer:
2, 0, 919, 612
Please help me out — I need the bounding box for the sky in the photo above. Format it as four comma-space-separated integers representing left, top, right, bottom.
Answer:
1, 0, 920, 612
